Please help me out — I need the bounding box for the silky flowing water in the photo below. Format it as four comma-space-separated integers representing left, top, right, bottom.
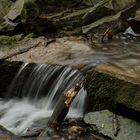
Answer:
0, 63, 87, 135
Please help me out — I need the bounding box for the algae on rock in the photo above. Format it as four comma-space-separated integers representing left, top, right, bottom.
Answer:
0, 35, 17, 44
86, 70, 140, 114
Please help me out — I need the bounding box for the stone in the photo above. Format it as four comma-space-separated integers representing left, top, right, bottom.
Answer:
133, 9, 140, 22
82, 0, 99, 6
82, 11, 121, 33
86, 68, 140, 113
0, 0, 38, 35
0, 0, 13, 23
84, 110, 140, 140
0, 18, 20, 35
82, 0, 137, 33
6, 0, 25, 21
128, 8, 140, 34
105, 0, 136, 12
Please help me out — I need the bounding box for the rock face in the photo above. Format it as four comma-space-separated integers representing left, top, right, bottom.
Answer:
0, 61, 22, 98
106, 0, 136, 12
0, 0, 138, 36
84, 110, 140, 140
86, 69, 140, 115
0, 0, 13, 23
128, 8, 140, 34
0, 0, 40, 35
82, 0, 138, 33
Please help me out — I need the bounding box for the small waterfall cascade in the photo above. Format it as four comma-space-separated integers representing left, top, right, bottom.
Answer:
0, 63, 87, 135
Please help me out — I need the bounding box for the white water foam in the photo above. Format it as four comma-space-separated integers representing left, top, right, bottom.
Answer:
124, 26, 140, 37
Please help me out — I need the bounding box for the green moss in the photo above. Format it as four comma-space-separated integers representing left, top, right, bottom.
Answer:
21, 8, 27, 20
86, 71, 118, 111
21, 0, 39, 21
0, 35, 17, 44
94, 81, 115, 110
26, 33, 36, 38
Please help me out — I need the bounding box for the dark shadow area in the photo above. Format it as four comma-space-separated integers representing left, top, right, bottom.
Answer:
116, 103, 140, 122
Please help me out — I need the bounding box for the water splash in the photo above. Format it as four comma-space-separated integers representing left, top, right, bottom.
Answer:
0, 63, 87, 135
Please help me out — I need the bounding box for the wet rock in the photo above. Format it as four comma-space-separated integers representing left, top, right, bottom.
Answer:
86, 68, 140, 116
6, 0, 26, 21
84, 110, 140, 140
83, 0, 100, 6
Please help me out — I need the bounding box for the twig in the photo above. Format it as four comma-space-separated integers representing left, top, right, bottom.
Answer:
112, 114, 120, 136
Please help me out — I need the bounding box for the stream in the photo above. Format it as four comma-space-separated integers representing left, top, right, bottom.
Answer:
0, 29, 140, 139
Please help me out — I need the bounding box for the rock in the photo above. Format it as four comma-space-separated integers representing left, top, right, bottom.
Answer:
0, 61, 22, 98
105, 0, 136, 12
0, 0, 39, 35
82, 0, 136, 34
82, 0, 99, 6
0, 0, 137, 36
40, 0, 115, 35
84, 110, 140, 140
133, 8, 140, 22
0, 18, 18, 37
86, 68, 140, 115
0, 0, 13, 23
82, 11, 121, 33
127, 8, 140, 34
6, 0, 25, 21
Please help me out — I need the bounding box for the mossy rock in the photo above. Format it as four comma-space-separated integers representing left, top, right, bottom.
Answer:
25, 33, 36, 38
86, 70, 140, 113
0, 35, 17, 44
86, 70, 118, 111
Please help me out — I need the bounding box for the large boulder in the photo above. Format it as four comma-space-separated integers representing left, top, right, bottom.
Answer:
86, 68, 140, 115
84, 110, 140, 140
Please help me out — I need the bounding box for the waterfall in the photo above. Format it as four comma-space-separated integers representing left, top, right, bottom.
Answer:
0, 63, 87, 135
